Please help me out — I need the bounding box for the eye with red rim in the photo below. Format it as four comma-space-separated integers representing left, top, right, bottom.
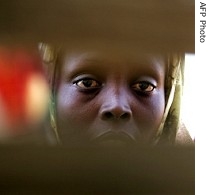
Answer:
74, 78, 101, 89
132, 81, 156, 93
75, 79, 101, 89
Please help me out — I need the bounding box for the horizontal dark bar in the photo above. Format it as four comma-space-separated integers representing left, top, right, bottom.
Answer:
0, 0, 194, 53
0, 145, 194, 194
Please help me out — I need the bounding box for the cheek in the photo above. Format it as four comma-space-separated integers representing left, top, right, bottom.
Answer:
151, 92, 165, 126
134, 90, 165, 133
56, 85, 98, 128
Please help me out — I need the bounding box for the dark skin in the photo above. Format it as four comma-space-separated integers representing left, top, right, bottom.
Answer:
56, 51, 166, 146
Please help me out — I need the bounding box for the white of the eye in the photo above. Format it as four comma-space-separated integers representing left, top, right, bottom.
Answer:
133, 83, 155, 92
77, 80, 98, 88
143, 84, 154, 92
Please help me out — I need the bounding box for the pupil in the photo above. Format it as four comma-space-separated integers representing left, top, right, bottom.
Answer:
83, 80, 92, 87
140, 83, 149, 90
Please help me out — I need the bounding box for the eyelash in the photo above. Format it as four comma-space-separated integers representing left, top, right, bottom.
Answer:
74, 78, 102, 89
131, 81, 156, 93
74, 78, 156, 94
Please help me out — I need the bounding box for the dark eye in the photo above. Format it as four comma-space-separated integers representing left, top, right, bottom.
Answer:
132, 81, 156, 92
75, 79, 101, 89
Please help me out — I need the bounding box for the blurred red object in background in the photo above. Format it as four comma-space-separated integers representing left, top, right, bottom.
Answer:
0, 46, 49, 138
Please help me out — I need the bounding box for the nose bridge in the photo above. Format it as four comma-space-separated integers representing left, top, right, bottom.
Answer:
109, 84, 129, 108
100, 80, 132, 120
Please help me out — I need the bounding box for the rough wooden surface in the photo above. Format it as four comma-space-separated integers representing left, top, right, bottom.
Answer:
0, 145, 194, 194
0, 0, 194, 53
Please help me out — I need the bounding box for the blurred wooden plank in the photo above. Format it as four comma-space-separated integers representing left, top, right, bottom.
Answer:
0, 145, 194, 194
0, 0, 194, 53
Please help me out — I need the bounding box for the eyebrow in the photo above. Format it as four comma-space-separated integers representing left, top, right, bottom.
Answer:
63, 56, 165, 82
62, 58, 109, 82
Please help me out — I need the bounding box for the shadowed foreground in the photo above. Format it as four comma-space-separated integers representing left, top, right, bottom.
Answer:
0, 145, 194, 194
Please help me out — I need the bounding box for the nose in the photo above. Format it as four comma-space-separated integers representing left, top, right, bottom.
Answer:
100, 89, 132, 121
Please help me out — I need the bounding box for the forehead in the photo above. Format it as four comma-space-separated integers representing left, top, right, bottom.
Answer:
62, 51, 166, 78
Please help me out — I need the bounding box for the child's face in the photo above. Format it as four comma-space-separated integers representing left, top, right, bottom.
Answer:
56, 51, 166, 146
